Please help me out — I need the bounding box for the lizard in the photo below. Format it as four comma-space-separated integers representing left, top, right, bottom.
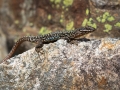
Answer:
1, 26, 95, 63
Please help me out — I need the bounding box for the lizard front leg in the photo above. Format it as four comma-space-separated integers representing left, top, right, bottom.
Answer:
35, 39, 43, 53
35, 39, 45, 62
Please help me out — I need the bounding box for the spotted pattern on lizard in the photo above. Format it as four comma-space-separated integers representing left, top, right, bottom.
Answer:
1, 26, 95, 63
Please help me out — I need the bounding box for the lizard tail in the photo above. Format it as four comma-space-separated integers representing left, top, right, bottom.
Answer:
1, 36, 30, 63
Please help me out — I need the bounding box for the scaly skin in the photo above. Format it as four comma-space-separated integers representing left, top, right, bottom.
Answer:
1, 26, 95, 63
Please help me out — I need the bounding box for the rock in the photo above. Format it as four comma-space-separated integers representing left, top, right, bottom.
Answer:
91, 0, 120, 9
0, 38, 120, 90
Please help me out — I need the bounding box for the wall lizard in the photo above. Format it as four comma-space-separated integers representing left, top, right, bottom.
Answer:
1, 26, 95, 63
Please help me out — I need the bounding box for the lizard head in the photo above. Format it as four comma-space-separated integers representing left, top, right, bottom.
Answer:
74, 26, 96, 37
79, 26, 96, 32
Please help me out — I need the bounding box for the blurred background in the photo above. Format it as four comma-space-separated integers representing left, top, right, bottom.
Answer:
0, 0, 120, 61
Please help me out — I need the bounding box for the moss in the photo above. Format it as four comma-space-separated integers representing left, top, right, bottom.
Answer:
82, 18, 97, 29
29, 23, 33, 27
65, 8, 68, 11
60, 19, 64, 23
23, 28, 26, 32
50, 0, 73, 7
61, 14, 64, 18
39, 27, 51, 35
66, 20, 74, 30
96, 10, 99, 13
50, 0, 61, 9
48, 14, 52, 20
62, 6, 65, 9
55, 0, 61, 4
14, 20, 19, 24
86, 8, 89, 16
87, 18, 97, 28
82, 19, 88, 26
88, 23, 97, 29
107, 16, 115, 22
103, 12, 115, 21
60, 14, 65, 23
103, 12, 109, 19
50, 0, 54, 2
96, 16, 106, 23
104, 24, 112, 32
63, 0, 73, 7
96, 12, 115, 23
114, 22, 120, 27
56, 4, 60, 8
95, 12, 116, 33
96, 17, 101, 22
50, 0, 61, 4
101, 18, 106, 23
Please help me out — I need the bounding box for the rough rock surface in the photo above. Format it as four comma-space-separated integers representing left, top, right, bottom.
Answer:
0, 38, 120, 90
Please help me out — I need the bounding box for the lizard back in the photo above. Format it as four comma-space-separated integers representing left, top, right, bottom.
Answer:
1, 26, 95, 63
